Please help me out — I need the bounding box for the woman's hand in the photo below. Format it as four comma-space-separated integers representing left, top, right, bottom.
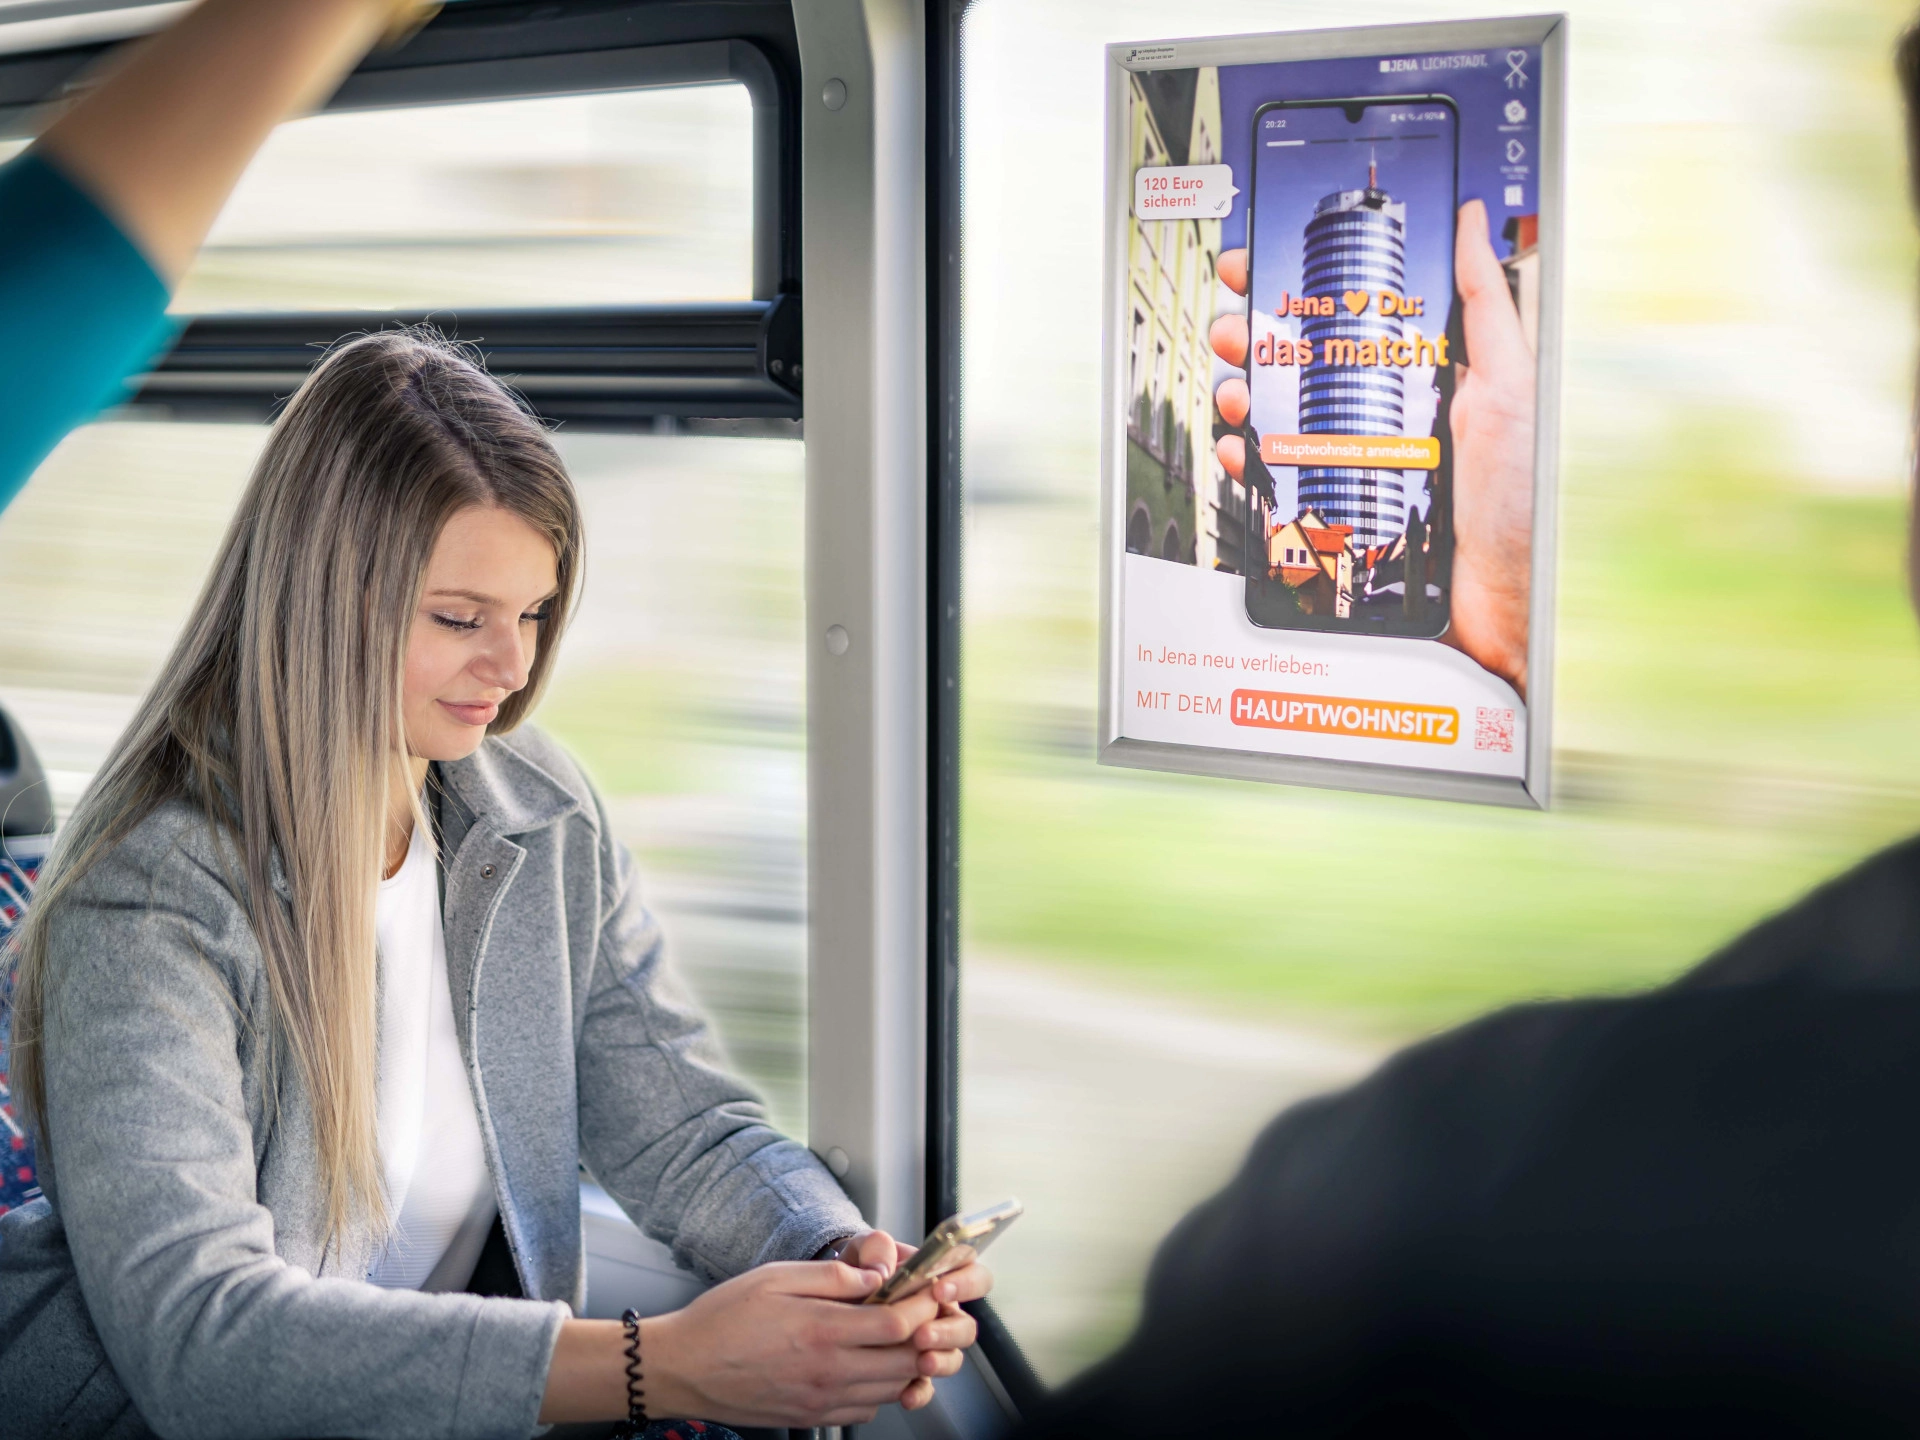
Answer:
647, 1258, 978, 1426
824, 1228, 994, 1411
38, 0, 423, 284
539, 1254, 987, 1428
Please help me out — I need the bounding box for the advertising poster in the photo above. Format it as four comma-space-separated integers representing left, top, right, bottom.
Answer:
1100, 17, 1565, 806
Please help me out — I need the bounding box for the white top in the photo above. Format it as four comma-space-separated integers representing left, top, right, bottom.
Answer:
366, 819, 498, 1292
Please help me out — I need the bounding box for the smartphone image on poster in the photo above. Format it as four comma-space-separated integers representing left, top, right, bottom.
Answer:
1241, 96, 1459, 639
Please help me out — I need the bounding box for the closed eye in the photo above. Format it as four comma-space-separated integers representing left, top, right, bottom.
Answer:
432, 613, 483, 633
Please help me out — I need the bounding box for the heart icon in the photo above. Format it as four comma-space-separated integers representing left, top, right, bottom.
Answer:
1342, 290, 1370, 316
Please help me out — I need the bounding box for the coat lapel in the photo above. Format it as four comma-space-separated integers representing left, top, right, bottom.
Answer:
429, 743, 583, 1305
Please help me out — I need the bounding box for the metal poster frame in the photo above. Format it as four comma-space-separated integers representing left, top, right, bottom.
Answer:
1098, 15, 1567, 808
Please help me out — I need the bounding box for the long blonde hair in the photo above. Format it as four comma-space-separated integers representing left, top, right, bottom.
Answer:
6, 329, 581, 1245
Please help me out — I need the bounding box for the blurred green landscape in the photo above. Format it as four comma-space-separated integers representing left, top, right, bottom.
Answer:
942, 0, 1920, 1373
953, 450, 1920, 1043
942, 0, 1920, 1050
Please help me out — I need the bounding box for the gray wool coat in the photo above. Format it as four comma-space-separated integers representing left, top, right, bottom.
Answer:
0, 727, 862, 1439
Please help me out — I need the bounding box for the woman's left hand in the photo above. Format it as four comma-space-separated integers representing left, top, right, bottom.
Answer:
831, 1229, 993, 1411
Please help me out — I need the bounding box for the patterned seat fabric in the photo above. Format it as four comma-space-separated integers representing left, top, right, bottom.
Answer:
0, 831, 48, 1218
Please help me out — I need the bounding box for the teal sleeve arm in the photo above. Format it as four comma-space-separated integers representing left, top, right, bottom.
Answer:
0, 149, 180, 516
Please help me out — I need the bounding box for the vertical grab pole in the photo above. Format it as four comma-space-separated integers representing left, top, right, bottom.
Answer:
792, 0, 929, 1245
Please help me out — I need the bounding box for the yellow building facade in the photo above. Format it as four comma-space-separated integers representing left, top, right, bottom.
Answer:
1123, 67, 1226, 570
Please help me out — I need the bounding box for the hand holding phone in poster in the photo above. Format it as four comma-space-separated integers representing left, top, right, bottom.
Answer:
1212, 198, 1534, 695
1444, 198, 1536, 697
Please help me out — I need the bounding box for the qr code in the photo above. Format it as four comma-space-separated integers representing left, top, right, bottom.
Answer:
1475, 707, 1515, 753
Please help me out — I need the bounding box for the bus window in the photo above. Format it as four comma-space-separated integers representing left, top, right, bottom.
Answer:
956, 0, 1920, 1384
0, 80, 806, 1140
174, 84, 753, 313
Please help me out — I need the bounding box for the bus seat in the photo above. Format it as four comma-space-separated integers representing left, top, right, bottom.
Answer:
580, 1178, 707, 1319
0, 701, 53, 1220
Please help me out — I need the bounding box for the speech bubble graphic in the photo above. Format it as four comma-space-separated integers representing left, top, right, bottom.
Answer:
1133, 165, 1239, 220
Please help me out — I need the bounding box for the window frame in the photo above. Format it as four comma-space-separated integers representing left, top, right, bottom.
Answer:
925, 0, 1047, 1413
0, 1, 807, 428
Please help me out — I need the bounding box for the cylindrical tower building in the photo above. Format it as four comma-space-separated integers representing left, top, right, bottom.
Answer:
1297, 171, 1408, 551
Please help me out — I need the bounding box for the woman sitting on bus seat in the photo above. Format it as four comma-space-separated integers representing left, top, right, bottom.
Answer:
0, 329, 987, 1438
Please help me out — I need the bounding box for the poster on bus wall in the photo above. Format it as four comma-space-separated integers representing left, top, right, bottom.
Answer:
1099, 16, 1565, 807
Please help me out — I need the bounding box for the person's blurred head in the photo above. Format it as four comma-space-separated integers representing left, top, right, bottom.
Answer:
7, 329, 581, 1244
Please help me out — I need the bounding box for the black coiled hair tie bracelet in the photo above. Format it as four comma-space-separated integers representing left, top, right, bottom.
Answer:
617, 1307, 648, 1436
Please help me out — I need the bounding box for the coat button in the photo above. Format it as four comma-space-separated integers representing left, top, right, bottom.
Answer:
481, 864, 496, 879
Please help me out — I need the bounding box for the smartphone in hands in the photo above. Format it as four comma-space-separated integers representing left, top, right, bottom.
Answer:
864, 1198, 1023, 1306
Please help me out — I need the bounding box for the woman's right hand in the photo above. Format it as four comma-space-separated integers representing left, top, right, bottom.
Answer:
540, 1261, 971, 1428
649, 1259, 970, 1426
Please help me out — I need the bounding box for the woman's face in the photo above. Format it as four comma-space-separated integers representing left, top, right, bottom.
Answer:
403, 504, 560, 763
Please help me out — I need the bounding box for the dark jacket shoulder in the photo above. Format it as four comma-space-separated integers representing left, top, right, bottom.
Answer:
1028, 836, 1920, 1437
1678, 832, 1920, 989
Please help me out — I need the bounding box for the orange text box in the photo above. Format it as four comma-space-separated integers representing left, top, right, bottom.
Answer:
1260, 433, 1440, 470
1230, 689, 1458, 745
